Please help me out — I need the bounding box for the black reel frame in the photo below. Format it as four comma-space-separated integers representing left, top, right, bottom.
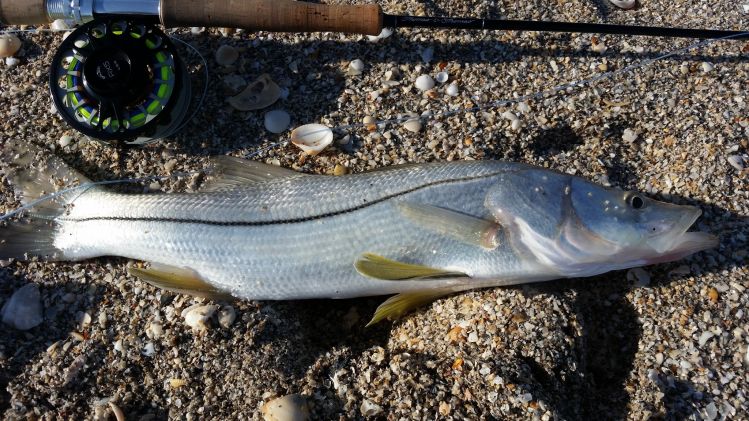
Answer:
49, 18, 191, 145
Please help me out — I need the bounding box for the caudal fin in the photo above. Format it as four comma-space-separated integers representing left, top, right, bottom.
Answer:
1, 140, 93, 261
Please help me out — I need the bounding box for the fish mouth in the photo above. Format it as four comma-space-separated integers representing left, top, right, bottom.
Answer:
646, 207, 718, 264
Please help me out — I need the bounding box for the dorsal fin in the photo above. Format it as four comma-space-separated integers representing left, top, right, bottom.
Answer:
200, 156, 303, 192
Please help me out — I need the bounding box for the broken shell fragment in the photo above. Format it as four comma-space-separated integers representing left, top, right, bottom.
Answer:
228, 74, 281, 111
290, 124, 334, 156
261, 394, 310, 421
264, 110, 291, 134
181, 304, 219, 332
348, 59, 365, 76
1, 283, 43, 330
215, 44, 239, 66
0, 34, 22, 58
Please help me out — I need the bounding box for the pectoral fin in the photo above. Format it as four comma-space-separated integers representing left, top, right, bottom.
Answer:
355, 253, 466, 280
201, 156, 303, 192
397, 202, 501, 250
127, 263, 232, 300
367, 288, 456, 326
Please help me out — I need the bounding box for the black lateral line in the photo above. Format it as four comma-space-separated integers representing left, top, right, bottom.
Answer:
59, 170, 507, 226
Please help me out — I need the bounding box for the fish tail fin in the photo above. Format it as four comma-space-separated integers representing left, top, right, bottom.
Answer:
2, 140, 94, 218
0, 219, 63, 261
1, 140, 94, 261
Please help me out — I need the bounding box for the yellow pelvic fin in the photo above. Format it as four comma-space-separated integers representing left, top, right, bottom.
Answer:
396, 202, 502, 250
354, 253, 467, 281
127, 263, 232, 300
366, 288, 456, 326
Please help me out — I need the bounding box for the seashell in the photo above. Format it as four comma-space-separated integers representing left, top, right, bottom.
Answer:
290, 124, 334, 156
108, 401, 126, 421
348, 59, 365, 76
5, 57, 20, 68
608, 0, 636, 9
402, 112, 422, 133
190, 27, 205, 35
591, 41, 607, 54
0, 34, 22, 58
181, 303, 219, 332
218, 305, 236, 328
363, 115, 377, 131
501, 111, 519, 122
384, 68, 400, 81
1, 283, 43, 330
264, 110, 291, 134
50, 19, 69, 31
435, 71, 449, 84
701, 62, 714, 73
333, 164, 348, 176
261, 394, 310, 421
360, 399, 383, 417
59, 134, 73, 148
414, 74, 435, 91
228, 74, 281, 111
215, 44, 238, 66
367, 27, 393, 42
446, 83, 459, 97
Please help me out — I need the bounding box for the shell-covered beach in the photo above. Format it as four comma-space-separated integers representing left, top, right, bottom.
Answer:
1, 0, 748, 419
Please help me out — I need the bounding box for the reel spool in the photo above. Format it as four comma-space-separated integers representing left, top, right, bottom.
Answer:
49, 19, 192, 145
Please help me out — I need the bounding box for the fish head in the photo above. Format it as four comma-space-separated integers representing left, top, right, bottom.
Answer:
486, 169, 717, 275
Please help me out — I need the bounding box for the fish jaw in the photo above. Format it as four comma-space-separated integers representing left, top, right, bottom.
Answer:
643, 231, 719, 265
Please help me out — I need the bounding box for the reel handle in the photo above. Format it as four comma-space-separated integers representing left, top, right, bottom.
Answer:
0, 0, 47, 24
160, 0, 383, 35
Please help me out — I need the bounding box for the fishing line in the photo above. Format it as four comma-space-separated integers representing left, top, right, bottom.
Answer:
1, 30, 746, 221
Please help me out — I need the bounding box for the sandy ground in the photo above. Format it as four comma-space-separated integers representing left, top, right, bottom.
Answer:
1, 0, 748, 419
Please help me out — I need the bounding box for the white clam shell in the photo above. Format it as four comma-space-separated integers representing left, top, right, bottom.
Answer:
609, 0, 636, 9
435, 71, 449, 83
261, 394, 310, 421
402, 112, 422, 133
414, 74, 435, 91
264, 110, 291, 134
228, 74, 281, 111
215, 44, 239, 66
291, 124, 334, 156
0, 34, 22, 58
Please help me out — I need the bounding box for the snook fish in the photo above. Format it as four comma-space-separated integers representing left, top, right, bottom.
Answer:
0, 142, 717, 324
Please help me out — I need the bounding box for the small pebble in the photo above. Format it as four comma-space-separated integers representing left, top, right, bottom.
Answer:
264, 110, 291, 134
591, 41, 607, 54
215, 45, 239, 66
414, 75, 435, 91
360, 399, 383, 417
1, 284, 43, 331
58, 134, 72, 148
698, 331, 714, 347
0, 34, 22, 58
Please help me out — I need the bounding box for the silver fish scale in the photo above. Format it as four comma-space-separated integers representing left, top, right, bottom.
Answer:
55, 160, 552, 299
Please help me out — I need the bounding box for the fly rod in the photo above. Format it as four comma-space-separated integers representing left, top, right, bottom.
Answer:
1, 0, 748, 39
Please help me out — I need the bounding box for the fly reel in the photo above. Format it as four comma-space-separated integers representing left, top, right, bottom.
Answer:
49, 19, 192, 145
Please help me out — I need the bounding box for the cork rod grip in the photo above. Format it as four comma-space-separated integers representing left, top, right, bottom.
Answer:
0, 0, 48, 25
161, 0, 383, 35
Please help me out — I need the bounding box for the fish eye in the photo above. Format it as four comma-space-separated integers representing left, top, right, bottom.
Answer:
626, 193, 646, 210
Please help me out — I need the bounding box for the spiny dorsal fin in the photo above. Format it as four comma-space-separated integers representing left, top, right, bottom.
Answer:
397, 202, 502, 250
127, 263, 233, 300
354, 253, 466, 280
367, 288, 456, 326
201, 156, 303, 192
